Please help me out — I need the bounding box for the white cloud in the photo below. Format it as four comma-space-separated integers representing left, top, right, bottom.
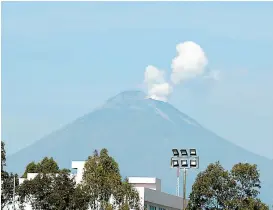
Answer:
171, 41, 208, 84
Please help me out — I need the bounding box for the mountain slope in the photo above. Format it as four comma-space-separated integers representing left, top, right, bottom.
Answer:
7, 90, 273, 205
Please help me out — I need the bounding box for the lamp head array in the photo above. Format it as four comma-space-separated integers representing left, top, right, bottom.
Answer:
171, 148, 199, 169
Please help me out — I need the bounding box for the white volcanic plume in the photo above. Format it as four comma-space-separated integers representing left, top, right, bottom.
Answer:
144, 65, 172, 102
171, 41, 208, 84
144, 41, 209, 102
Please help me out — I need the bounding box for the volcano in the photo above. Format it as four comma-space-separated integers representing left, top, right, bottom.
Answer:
6, 90, 273, 205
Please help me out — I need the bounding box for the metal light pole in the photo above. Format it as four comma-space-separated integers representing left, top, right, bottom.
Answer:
182, 168, 187, 210
170, 149, 199, 210
176, 168, 180, 196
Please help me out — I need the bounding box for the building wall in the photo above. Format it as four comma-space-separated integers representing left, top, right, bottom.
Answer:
144, 188, 185, 210
128, 177, 161, 191
145, 201, 179, 210
72, 161, 85, 184
129, 178, 185, 210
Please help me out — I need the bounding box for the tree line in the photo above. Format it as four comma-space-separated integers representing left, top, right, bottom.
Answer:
1, 142, 140, 210
186, 161, 269, 210
1, 141, 270, 210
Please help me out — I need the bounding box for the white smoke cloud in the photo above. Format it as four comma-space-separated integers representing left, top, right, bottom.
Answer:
144, 65, 165, 84
144, 41, 209, 102
148, 83, 173, 102
144, 65, 172, 102
171, 41, 208, 84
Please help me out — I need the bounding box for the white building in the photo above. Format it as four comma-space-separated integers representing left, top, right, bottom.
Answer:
128, 177, 186, 210
14, 161, 187, 210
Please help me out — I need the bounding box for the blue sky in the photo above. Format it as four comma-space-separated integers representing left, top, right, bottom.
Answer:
2, 2, 273, 159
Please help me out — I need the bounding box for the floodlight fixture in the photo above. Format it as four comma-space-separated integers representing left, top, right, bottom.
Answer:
172, 149, 179, 157
190, 149, 197, 156
181, 159, 188, 168
180, 149, 188, 157
190, 159, 198, 168
170, 148, 200, 210
172, 159, 179, 167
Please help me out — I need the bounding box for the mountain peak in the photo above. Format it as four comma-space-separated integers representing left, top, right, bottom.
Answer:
110, 90, 146, 100
103, 90, 147, 108
7, 89, 273, 205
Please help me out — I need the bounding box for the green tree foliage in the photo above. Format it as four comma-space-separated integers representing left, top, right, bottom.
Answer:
1, 172, 19, 209
186, 161, 269, 210
18, 158, 88, 210
1, 141, 6, 169
17, 149, 140, 210
39, 157, 59, 173
21, 161, 38, 178
231, 163, 260, 199
18, 172, 55, 209
82, 148, 141, 210
118, 178, 141, 210
22, 157, 59, 178
1, 141, 19, 209
238, 198, 269, 210
69, 184, 90, 210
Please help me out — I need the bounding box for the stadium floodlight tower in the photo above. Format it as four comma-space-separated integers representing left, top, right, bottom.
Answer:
171, 148, 199, 210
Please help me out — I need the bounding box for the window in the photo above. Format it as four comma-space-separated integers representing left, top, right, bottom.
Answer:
149, 206, 156, 210
159, 208, 166, 210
